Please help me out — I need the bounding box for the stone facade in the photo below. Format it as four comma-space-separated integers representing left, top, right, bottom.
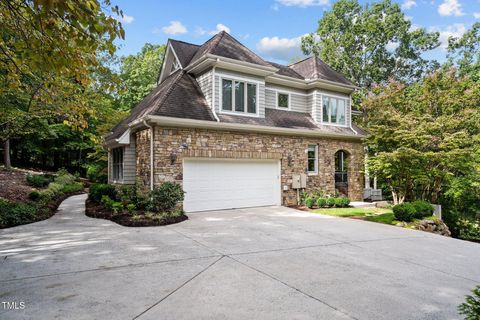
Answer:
135, 126, 364, 205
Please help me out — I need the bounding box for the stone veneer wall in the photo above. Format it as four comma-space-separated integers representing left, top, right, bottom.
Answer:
135, 126, 364, 205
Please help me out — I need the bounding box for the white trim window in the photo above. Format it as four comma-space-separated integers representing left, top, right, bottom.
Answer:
276, 92, 289, 109
307, 144, 318, 175
322, 95, 346, 125
112, 147, 124, 181
221, 78, 257, 115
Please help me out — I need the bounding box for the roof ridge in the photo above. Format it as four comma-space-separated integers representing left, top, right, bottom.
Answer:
210, 31, 226, 54
287, 56, 314, 67
220, 32, 268, 65
169, 38, 200, 47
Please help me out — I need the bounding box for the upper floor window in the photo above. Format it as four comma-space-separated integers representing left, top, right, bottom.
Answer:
307, 144, 318, 175
112, 147, 124, 181
322, 96, 346, 125
277, 92, 289, 109
222, 78, 257, 115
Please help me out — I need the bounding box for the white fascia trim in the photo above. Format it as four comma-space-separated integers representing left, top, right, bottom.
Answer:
186, 54, 278, 75
267, 73, 359, 91
144, 115, 364, 140
116, 128, 131, 145
169, 42, 182, 68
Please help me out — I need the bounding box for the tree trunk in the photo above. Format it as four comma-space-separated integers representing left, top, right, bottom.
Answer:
3, 139, 11, 170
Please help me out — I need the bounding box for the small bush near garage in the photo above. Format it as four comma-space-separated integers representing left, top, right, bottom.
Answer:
411, 200, 434, 219
458, 285, 480, 319
305, 197, 315, 209
393, 203, 416, 222
86, 182, 187, 227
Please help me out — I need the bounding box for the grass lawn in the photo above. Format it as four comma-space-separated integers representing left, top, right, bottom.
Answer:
312, 207, 396, 225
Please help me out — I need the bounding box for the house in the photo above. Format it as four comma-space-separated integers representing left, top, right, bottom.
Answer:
104, 31, 367, 212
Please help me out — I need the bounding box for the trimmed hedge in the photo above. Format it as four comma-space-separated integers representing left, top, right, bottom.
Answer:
411, 200, 434, 219
393, 203, 416, 222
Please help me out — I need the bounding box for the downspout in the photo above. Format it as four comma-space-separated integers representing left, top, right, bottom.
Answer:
143, 120, 154, 190
349, 94, 358, 135
211, 64, 220, 122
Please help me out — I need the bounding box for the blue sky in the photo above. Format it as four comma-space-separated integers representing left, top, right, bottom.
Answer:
113, 0, 480, 64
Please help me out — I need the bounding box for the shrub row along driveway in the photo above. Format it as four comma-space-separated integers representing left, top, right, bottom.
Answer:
1, 194, 479, 320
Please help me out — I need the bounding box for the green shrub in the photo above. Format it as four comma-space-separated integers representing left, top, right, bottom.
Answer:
101, 195, 124, 214
89, 183, 117, 203
458, 285, 480, 319
334, 197, 350, 208
457, 219, 480, 243
28, 191, 40, 201
147, 182, 185, 213
26, 174, 54, 188
48, 182, 64, 194
38, 189, 55, 202
411, 200, 434, 219
126, 203, 136, 214
61, 182, 83, 194
326, 197, 336, 208
54, 171, 76, 185
305, 197, 315, 209
316, 197, 327, 208
393, 202, 416, 222
0, 200, 37, 227
86, 164, 108, 183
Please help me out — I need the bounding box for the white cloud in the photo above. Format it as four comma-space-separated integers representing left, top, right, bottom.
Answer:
257, 35, 305, 61
119, 14, 134, 24
401, 0, 417, 9
474, 12, 480, 19
196, 24, 231, 36
430, 23, 466, 49
438, 0, 464, 16
385, 41, 400, 51
275, 0, 329, 8
161, 21, 187, 35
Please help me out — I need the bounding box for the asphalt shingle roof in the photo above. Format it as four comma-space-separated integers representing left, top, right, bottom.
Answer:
289, 56, 353, 85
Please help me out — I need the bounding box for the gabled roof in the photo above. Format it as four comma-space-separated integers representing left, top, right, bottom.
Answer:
169, 40, 200, 67
289, 56, 353, 85
188, 31, 271, 67
105, 70, 215, 143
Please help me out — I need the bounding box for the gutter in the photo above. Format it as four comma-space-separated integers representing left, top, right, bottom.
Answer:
142, 120, 154, 191
144, 115, 365, 141
348, 94, 358, 135
211, 65, 220, 122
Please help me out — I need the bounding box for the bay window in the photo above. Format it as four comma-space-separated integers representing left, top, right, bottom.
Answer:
322, 96, 346, 125
222, 78, 257, 115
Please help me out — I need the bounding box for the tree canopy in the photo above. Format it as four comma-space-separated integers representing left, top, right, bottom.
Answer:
301, 0, 440, 89
447, 22, 480, 82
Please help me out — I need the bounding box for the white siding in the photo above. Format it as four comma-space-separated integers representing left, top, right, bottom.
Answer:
214, 68, 266, 118
264, 84, 308, 113
123, 138, 136, 184
196, 69, 213, 109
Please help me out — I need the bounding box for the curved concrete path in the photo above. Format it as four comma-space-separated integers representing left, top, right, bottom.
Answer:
0, 194, 479, 319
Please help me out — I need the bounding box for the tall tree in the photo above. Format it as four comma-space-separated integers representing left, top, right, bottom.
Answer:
0, 0, 125, 169
117, 43, 166, 111
301, 0, 440, 90
363, 69, 480, 205
447, 22, 480, 82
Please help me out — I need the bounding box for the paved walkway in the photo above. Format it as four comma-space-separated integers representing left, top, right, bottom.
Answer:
1, 194, 479, 319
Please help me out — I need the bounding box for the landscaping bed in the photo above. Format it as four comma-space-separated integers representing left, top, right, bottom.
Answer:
0, 168, 85, 228
85, 198, 187, 227
85, 182, 188, 227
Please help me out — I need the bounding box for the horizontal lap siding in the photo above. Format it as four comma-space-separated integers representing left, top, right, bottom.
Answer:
122, 137, 136, 184
265, 84, 308, 113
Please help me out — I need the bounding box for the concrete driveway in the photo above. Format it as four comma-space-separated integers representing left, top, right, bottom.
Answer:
1, 194, 479, 320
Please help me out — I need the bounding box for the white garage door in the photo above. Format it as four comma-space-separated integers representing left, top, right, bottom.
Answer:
183, 159, 281, 212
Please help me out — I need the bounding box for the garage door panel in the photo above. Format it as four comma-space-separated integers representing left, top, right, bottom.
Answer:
183, 159, 281, 212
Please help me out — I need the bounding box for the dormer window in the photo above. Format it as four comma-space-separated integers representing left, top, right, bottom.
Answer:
277, 92, 289, 109
322, 96, 346, 125
221, 78, 257, 115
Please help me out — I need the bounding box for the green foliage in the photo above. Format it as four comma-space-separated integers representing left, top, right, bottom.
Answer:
89, 183, 117, 203
118, 185, 146, 209
147, 182, 185, 213
411, 200, 434, 219
47, 182, 64, 195
457, 219, 480, 243
316, 197, 327, 208
305, 197, 315, 209
393, 203, 416, 222
334, 197, 351, 208
26, 174, 54, 188
61, 182, 84, 194
28, 191, 40, 201
364, 69, 480, 210
0, 200, 37, 227
458, 285, 480, 320
326, 197, 336, 208
86, 163, 108, 183
301, 0, 439, 91
117, 43, 166, 111
101, 195, 123, 214
126, 203, 136, 214
447, 22, 480, 81
54, 171, 76, 185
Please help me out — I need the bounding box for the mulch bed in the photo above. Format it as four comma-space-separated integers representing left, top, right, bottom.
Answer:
85, 198, 188, 227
